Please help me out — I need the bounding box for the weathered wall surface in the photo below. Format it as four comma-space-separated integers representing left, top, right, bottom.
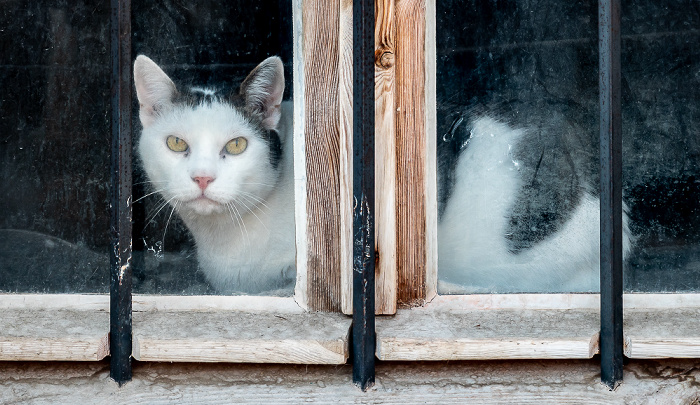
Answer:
2, 360, 700, 404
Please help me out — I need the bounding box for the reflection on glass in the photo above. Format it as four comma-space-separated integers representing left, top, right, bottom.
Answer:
0, 1, 111, 293
437, 0, 699, 294
131, 0, 295, 295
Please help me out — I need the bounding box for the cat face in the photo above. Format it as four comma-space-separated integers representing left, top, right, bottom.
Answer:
134, 56, 285, 217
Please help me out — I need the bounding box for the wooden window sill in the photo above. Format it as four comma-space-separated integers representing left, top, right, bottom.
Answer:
0, 294, 109, 361
1, 294, 351, 364
132, 309, 351, 364
376, 294, 700, 361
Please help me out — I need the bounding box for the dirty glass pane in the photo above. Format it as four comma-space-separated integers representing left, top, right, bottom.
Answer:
436, 0, 601, 293
0, 1, 111, 293
436, 0, 700, 294
131, 1, 295, 295
622, 1, 700, 292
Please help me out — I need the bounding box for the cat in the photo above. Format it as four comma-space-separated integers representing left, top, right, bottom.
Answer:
133, 55, 295, 294
438, 113, 632, 293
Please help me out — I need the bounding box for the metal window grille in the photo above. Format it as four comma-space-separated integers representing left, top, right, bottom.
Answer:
108, 0, 624, 389
110, 0, 133, 385
599, 0, 624, 389
352, 0, 376, 391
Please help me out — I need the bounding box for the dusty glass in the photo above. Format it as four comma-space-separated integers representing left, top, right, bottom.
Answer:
437, 0, 602, 293
621, 1, 700, 292
436, 0, 699, 294
131, 0, 295, 295
0, 1, 111, 293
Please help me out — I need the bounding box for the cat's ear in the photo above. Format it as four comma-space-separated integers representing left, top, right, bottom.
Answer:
240, 56, 285, 131
133, 55, 177, 128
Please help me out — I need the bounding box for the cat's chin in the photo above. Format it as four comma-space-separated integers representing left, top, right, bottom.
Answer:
184, 197, 226, 216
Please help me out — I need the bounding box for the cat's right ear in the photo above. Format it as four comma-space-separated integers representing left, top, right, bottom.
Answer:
240, 57, 285, 131
133, 55, 177, 128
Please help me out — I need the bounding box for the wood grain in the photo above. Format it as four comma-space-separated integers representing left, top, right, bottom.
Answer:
338, 0, 355, 315
395, 0, 428, 307
374, 0, 398, 315
0, 309, 109, 361
301, 0, 343, 311
132, 311, 351, 364
376, 308, 600, 360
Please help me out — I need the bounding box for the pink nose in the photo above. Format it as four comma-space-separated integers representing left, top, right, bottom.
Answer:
193, 176, 215, 191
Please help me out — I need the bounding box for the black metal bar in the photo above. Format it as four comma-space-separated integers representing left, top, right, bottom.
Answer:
599, 0, 624, 390
352, 0, 376, 391
110, 0, 133, 385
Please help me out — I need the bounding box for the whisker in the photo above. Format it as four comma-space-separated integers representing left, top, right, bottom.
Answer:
145, 196, 178, 228
133, 189, 167, 204
229, 202, 250, 246
226, 202, 248, 246
161, 201, 178, 247
144, 197, 169, 224
234, 197, 268, 231
239, 191, 271, 212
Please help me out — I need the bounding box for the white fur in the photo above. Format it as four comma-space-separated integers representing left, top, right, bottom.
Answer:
438, 116, 631, 293
135, 56, 295, 294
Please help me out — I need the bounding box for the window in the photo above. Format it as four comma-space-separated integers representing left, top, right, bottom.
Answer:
2, 0, 698, 392
1, 0, 356, 384
370, 0, 700, 390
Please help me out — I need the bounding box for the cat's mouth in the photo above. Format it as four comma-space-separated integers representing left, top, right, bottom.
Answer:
193, 195, 222, 205
185, 195, 225, 214
185, 195, 225, 215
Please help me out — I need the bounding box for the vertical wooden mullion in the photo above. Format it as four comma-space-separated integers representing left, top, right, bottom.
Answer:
299, 0, 343, 311
394, 0, 435, 307
340, 0, 355, 315
109, 0, 132, 385
374, 0, 398, 314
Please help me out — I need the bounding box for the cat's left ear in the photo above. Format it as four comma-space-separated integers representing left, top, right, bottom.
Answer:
240, 57, 285, 131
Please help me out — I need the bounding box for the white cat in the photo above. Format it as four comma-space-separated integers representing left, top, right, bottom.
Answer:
438, 116, 632, 293
134, 55, 295, 294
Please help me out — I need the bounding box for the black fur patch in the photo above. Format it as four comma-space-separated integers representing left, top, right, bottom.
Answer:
265, 129, 283, 169
175, 87, 220, 106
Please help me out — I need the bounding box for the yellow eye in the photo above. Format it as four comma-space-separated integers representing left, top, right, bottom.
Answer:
166, 136, 189, 152
224, 137, 247, 155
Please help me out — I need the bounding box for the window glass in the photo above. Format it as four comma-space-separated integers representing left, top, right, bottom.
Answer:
131, 0, 295, 295
436, 0, 601, 293
622, 1, 700, 292
436, 0, 699, 294
0, 1, 111, 293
